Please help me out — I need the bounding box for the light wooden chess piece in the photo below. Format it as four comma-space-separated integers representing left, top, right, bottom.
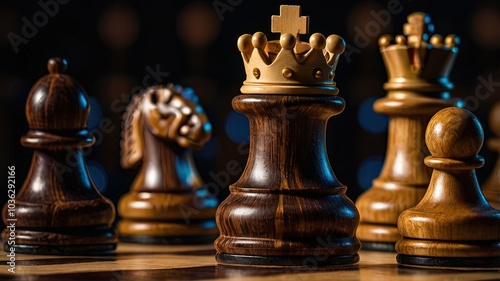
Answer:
355, 12, 460, 251
482, 101, 500, 209
118, 84, 217, 244
214, 5, 360, 266
1, 58, 117, 254
396, 107, 500, 267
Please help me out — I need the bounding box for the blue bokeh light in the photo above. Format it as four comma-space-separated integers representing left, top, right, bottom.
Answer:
87, 96, 103, 130
358, 97, 388, 133
225, 110, 250, 143
87, 161, 108, 193
357, 155, 384, 190
196, 136, 219, 160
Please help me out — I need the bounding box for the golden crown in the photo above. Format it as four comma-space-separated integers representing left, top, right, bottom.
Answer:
379, 12, 460, 92
237, 5, 346, 95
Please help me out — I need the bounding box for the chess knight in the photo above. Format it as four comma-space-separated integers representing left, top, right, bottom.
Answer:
118, 84, 218, 244
214, 5, 360, 266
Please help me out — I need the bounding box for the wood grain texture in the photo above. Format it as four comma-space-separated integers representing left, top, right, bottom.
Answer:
355, 12, 459, 250
0, 243, 499, 280
118, 85, 217, 243
1, 58, 116, 254
396, 107, 500, 267
215, 95, 360, 265
355, 94, 454, 248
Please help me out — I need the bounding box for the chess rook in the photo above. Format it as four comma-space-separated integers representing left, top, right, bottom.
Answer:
214, 5, 360, 266
483, 101, 500, 209
118, 84, 217, 244
355, 12, 460, 251
396, 107, 500, 267
1, 58, 117, 254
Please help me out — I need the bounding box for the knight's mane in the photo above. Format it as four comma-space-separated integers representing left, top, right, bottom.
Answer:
120, 93, 145, 168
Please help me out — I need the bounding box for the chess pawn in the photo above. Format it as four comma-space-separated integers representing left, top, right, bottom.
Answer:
1, 58, 117, 254
396, 107, 500, 267
482, 102, 500, 209
215, 5, 360, 266
355, 12, 460, 251
118, 84, 217, 244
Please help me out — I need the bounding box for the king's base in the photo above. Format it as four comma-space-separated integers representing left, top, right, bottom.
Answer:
397, 254, 500, 268
3, 243, 116, 255
356, 223, 399, 252
119, 234, 218, 245
216, 253, 360, 267
360, 241, 395, 252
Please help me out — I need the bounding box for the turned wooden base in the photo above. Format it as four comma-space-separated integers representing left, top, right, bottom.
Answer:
118, 219, 218, 245
397, 254, 500, 268
396, 238, 500, 257
360, 241, 395, 252
356, 182, 428, 251
216, 253, 360, 267
119, 234, 218, 245
118, 191, 218, 244
2, 227, 116, 255
215, 95, 360, 266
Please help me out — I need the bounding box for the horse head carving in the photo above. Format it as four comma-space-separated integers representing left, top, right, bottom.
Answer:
121, 84, 211, 169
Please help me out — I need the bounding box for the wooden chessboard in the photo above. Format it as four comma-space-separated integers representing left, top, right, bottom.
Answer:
0, 243, 499, 280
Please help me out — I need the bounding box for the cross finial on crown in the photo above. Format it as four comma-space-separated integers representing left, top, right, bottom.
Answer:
403, 12, 434, 74
271, 5, 309, 39
403, 12, 434, 47
237, 5, 346, 95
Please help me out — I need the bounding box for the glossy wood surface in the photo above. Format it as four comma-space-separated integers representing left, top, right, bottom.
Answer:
354, 12, 459, 250
1, 58, 116, 254
118, 85, 217, 243
396, 107, 500, 267
215, 94, 360, 266
355, 93, 454, 250
0, 243, 498, 280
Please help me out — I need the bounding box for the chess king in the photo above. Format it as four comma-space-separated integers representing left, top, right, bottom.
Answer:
118, 84, 218, 244
214, 5, 360, 266
355, 12, 460, 251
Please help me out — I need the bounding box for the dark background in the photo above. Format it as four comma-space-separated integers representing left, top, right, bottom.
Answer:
1, 0, 500, 229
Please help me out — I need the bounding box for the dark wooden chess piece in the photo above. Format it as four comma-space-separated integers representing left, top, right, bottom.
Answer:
118, 84, 217, 244
355, 12, 460, 251
397, 107, 500, 267
214, 5, 360, 266
1, 58, 117, 254
483, 102, 500, 209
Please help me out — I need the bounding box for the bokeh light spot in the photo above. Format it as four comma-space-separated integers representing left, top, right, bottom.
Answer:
225, 110, 249, 143
87, 161, 108, 193
357, 155, 384, 190
87, 96, 103, 130
177, 1, 220, 49
99, 4, 140, 50
358, 97, 388, 133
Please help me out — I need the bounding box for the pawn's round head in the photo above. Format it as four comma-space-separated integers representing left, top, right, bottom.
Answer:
426, 107, 484, 158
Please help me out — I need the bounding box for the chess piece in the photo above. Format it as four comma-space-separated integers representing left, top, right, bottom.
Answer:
214, 5, 360, 266
482, 102, 500, 209
118, 84, 217, 244
1, 58, 117, 254
396, 107, 500, 267
355, 12, 460, 251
